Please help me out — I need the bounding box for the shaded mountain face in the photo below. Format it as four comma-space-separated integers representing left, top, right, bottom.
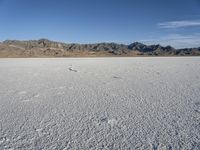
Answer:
0, 39, 200, 57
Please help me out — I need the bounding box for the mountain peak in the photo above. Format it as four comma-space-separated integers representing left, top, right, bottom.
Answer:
0, 39, 200, 57
128, 42, 146, 50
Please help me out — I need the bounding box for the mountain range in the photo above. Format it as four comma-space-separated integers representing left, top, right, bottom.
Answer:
0, 39, 200, 57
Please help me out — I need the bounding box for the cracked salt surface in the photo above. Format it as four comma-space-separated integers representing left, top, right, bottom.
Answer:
0, 57, 200, 149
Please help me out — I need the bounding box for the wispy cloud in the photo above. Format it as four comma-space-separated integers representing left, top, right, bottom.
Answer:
158, 20, 200, 28
140, 33, 200, 48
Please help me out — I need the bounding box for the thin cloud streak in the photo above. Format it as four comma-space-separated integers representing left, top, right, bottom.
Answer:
158, 20, 200, 28
140, 34, 200, 48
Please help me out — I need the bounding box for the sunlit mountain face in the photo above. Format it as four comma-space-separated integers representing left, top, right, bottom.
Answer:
0, 39, 200, 57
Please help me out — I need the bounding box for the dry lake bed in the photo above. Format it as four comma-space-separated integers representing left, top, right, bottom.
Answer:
0, 57, 200, 149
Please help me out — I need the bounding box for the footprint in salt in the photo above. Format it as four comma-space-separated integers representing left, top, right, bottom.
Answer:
113, 76, 122, 79
108, 118, 118, 127
35, 128, 44, 137
194, 102, 200, 113
18, 91, 27, 95
59, 86, 66, 89
4, 147, 14, 150
156, 72, 160, 75
68, 86, 73, 90
21, 99, 31, 102
0, 137, 6, 145
68, 66, 78, 72
21, 94, 40, 102
57, 92, 64, 95
33, 94, 40, 98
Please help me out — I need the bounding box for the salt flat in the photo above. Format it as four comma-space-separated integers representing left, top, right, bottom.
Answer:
0, 57, 200, 149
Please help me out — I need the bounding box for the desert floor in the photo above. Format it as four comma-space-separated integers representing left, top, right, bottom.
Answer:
0, 57, 200, 149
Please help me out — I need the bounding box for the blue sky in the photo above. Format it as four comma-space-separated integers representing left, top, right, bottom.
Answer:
0, 0, 200, 48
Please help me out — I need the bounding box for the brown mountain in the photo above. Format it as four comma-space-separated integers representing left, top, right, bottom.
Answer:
0, 39, 200, 57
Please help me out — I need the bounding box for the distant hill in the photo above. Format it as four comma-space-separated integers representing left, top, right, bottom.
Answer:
0, 39, 200, 57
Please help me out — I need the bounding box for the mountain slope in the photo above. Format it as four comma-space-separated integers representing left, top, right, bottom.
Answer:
0, 39, 200, 57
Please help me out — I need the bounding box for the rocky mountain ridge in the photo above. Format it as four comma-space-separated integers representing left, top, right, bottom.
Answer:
0, 39, 200, 57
